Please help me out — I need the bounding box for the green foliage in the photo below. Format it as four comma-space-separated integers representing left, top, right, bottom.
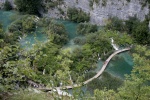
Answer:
0, 23, 4, 44
106, 16, 150, 45
95, 0, 100, 4
92, 45, 150, 99
118, 45, 150, 99
73, 37, 86, 45
33, 41, 60, 76
44, 0, 64, 9
0, 45, 26, 92
77, 23, 98, 35
70, 47, 97, 73
126, 0, 131, 2
94, 89, 119, 100
8, 15, 36, 33
45, 21, 68, 45
67, 8, 90, 23
126, 17, 150, 45
9, 89, 70, 100
106, 17, 125, 32
140, 0, 150, 8
132, 20, 150, 45
102, 0, 107, 6
14, 0, 42, 15
3, 0, 12, 11
85, 31, 113, 59
85, 72, 123, 92
102, 30, 133, 46
124, 16, 139, 34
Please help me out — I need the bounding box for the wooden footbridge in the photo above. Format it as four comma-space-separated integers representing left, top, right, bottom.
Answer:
38, 48, 130, 91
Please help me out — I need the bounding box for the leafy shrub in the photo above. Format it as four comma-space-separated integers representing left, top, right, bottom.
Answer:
45, 21, 68, 45
77, 23, 98, 35
106, 17, 125, 32
125, 16, 139, 34
8, 15, 36, 33
15, 0, 42, 15
132, 20, 150, 45
73, 37, 86, 45
85, 72, 123, 92
126, 0, 131, 2
67, 8, 90, 23
3, 0, 12, 11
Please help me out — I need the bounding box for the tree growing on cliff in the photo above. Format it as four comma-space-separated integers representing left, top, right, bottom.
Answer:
3, 0, 12, 11
67, 8, 90, 23
14, 0, 42, 15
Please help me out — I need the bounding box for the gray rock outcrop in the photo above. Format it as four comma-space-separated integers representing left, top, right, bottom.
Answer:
0, 0, 149, 25
45, 0, 149, 25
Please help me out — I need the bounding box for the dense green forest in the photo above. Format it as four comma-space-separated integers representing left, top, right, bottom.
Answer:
0, 0, 150, 100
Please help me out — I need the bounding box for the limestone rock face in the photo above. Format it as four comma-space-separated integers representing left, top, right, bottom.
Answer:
0, 0, 149, 25
62, 0, 149, 25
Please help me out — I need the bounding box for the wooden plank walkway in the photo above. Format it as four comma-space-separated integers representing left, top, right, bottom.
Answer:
39, 48, 130, 91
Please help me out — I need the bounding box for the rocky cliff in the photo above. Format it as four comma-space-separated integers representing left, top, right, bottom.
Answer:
45, 0, 149, 25
0, 0, 149, 25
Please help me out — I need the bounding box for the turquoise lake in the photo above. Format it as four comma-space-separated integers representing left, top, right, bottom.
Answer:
0, 10, 133, 79
0, 10, 19, 31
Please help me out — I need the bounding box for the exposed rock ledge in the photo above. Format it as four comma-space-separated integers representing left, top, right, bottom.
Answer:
44, 0, 149, 25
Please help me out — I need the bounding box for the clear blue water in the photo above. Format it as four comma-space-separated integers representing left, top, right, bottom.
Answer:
0, 10, 47, 49
106, 52, 133, 79
57, 20, 83, 52
19, 32, 47, 50
0, 10, 18, 30
57, 20, 78, 39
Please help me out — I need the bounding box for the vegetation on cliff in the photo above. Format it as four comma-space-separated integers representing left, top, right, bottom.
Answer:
67, 8, 90, 23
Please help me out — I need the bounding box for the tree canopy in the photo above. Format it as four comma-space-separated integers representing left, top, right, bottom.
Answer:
15, 0, 42, 15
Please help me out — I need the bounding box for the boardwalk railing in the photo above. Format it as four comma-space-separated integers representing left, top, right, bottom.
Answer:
39, 48, 130, 91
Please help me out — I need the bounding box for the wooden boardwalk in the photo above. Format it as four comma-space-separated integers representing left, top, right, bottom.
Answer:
39, 48, 130, 91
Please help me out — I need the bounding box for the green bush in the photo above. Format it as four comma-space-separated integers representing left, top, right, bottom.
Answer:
132, 20, 150, 45
125, 16, 139, 34
3, 0, 12, 11
8, 15, 36, 33
77, 23, 98, 35
105, 17, 125, 32
126, 0, 131, 2
85, 72, 123, 92
45, 21, 68, 45
67, 8, 90, 23
73, 37, 86, 45
15, 0, 42, 15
